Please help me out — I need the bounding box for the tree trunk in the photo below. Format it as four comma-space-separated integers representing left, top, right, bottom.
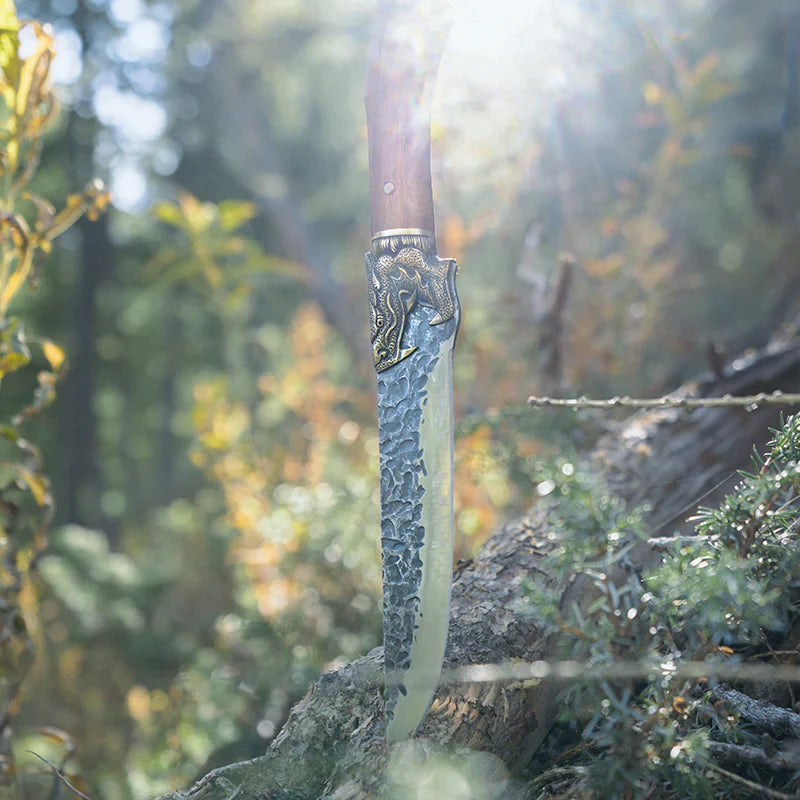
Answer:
58, 166, 111, 535
158, 336, 800, 800
57, 4, 114, 536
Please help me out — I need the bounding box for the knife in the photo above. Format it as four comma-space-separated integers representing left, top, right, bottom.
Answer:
364, 0, 459, 743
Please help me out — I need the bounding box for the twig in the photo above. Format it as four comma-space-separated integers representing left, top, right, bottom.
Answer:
647, 535, 712, 550
710, 686, 800, 738
748, 650, 800, 660
528, 765, 585, 788
706, 760, 800, 799
445, 659, 800, 685
708, 740, 800, 772
526, 391, 800, 409
26, 752, 92, 800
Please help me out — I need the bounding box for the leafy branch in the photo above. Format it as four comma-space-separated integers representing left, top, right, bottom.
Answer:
0, 1, 109, 791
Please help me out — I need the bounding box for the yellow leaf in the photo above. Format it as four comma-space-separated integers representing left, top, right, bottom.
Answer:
439, 213, 469, 262
0, 0, 18, 30
0, 350, 26, 372
643, 82, 663, 105
45, 181, 109, 240
16, 466, 48, 506
15, 23, 53, 126
126, 685, 152, 723
0, 4, 20, 100
37, 726, 73, 747
217, 200, 258, 232
41, 339, 65, 370
178, 191, 215, 234
0, 256, 30, 313
583, 253, 625, 277
152, 200, 185, 229
0, 0, 19, 75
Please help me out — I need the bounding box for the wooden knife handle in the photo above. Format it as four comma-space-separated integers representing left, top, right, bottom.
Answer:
365, 3, 451, 237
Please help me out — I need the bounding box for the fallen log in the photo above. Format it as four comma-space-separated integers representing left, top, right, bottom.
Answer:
159, 338, 800, 800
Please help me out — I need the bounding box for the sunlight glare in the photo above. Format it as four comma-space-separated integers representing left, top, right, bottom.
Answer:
440, 0, 599, 106
431, 0, 625, 211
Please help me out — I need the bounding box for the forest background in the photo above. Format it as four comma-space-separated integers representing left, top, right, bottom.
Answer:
1, 0, 799, 797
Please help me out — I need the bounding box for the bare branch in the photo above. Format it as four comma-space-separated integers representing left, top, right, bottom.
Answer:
706, 762, 799, 799
445, 660, 800, 685
708, 741, 800, 775
26, 752, 92, 800
527, 390, 800, 409
709, 686, 800, 738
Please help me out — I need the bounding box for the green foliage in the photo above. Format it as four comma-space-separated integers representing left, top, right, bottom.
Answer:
34, 504, 242, 797
31, 215, 382, 797
41, 526, 148, 637
648, 418, 800, 657
150, 193, 303, 307
521, 415, 800, 799
0, 3, 108, 791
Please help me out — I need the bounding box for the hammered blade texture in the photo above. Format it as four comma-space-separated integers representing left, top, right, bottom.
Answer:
377, 303, 458, 724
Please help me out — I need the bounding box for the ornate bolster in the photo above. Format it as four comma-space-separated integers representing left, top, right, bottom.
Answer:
366, 230, 459, 373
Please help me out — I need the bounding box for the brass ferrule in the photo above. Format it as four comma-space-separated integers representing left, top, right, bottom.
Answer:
371, 228, 435, 257
371, 228, 435, 241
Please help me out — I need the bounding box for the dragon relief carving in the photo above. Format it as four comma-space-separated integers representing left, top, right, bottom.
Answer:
366, 236, 458, 373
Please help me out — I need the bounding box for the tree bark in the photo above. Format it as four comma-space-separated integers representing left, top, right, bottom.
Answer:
158, 336, 800, 800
